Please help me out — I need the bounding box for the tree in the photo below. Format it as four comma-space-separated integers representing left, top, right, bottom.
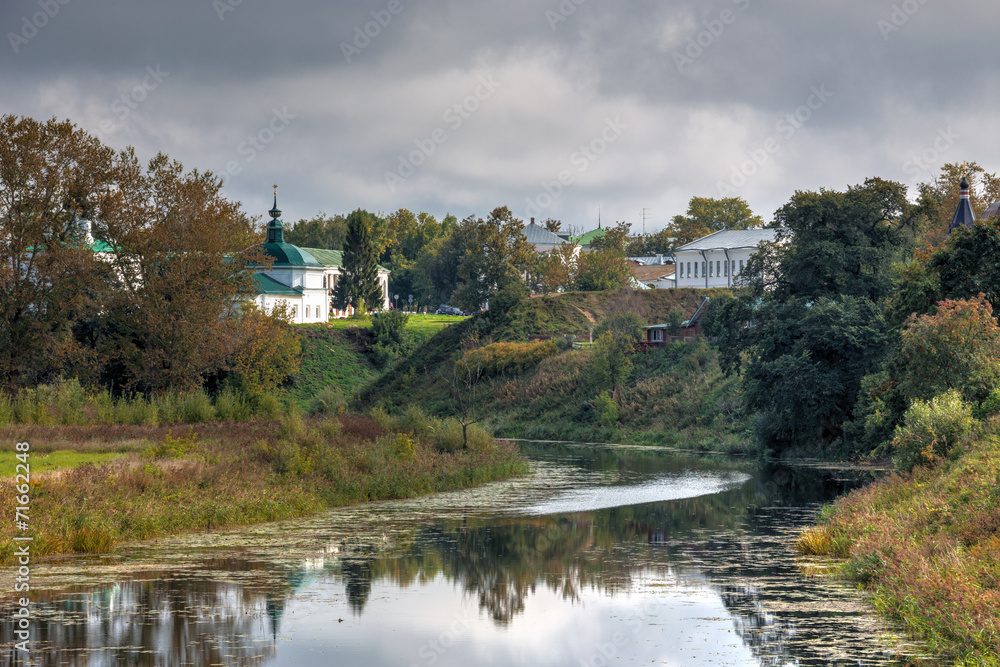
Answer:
224, 304, 302, 396
626, 228, 675, 256
0, 114, 301, 396
715, 178, 913, 453
670, 196, 764, 245
452, 333, 485, 448
91, 152, 270, 394
913, 161, 1000, 250
284, 212, 348, 251
893, 295, 1000, 407
542, 218, 562, 233
591, 331, 634, 394
574, 221, 634, 292
0, 115, 118, 388
333, 209, 382, 313
452, 207, 533, 312
368, 309, 409, 368
532, 243, 578, 294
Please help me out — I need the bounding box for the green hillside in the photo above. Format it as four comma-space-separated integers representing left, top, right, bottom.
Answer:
355, 289, 752, 452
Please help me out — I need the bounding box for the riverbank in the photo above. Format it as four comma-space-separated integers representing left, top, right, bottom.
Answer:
797, 421, 1000, 664
0, 413, 527, 564
356, 290, 755, 455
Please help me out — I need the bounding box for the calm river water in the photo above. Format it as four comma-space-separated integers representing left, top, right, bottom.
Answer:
3, 443, 935, 666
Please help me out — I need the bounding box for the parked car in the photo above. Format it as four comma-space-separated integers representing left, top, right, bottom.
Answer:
436, 305, 465, 316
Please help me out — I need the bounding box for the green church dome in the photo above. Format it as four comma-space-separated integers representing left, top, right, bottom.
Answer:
259, 189, 320, 267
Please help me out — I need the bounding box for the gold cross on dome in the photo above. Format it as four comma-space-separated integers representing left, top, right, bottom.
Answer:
273, 184, 278, 196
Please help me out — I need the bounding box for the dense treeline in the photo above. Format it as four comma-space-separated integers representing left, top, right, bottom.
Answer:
706, 163, 1000, 461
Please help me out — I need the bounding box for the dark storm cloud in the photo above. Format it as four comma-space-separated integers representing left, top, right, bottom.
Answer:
2, 0, 999, 229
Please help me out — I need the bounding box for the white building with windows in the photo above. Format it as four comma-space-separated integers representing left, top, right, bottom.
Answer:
252, 193, 390, 322
672, 228, 783, 289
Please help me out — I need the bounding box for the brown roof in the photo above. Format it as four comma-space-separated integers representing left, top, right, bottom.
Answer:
633, 265, 675, 284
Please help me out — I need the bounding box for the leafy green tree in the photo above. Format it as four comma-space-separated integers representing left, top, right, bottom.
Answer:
333, 209, 382, 313
626, 228, 675, 255
452, 207, 533, 312
575, 221, 634, 292
284, 213, 348, 250
931, 220, 1000, 306
532, 243, 578, 294
591, 331, 634, 394
670, 196, 764, 245
715, 178, 913, 453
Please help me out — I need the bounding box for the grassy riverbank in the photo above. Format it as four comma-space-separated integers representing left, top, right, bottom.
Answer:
0, 413, 526, 564
358, 289, 754, 453
797, 422, 1000, 664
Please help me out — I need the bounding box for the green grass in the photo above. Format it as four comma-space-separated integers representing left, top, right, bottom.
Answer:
803, 421, 1000, 662
290, 326, 381, 405
0, 449, 125, 477
0, 415, 527, 563
355, 289, 754, 453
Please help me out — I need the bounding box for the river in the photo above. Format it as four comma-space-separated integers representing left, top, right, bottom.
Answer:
2, 443, 935, 666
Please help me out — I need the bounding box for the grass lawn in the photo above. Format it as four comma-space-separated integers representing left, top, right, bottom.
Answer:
322, 313, 468, 334
0, 449, 125, 477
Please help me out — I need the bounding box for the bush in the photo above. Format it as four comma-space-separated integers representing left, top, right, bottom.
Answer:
309, 386, 346, 416
214, 388, 252, 421
251, 392, 284, 420
0, 393, 12, 426
431, 418, 465, 453
368, 309, 410, 368
462, 339, 561, 378
891, 389, 976, 472
180, 391, 215, 423
594, 390, 619, 428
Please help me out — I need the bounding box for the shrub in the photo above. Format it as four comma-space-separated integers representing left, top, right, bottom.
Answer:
594, 390, 619, 428
251, 392, 284, 420
148, 428, 201, 459
214, 388, 252, 421
891, 389, 976, 472
397, 405, 433, 438
368, 309, 410, 368
461, 339, 561, 378
53, 379, 88, 425
0, 393, 12, 426
974, 387, 1000, 420
180, 391, 215, 423
431, 418, 465, 453
309, 386, 346, 416
118, 395, 158, 426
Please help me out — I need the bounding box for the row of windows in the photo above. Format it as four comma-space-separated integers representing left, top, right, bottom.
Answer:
678, 259, 744, 280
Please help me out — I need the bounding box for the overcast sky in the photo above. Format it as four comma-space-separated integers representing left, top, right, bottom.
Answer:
2, 0, 998, 233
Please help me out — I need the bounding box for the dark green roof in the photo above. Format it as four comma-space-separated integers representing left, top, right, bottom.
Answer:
299, 247, 389, 272
254, 273, 302, 296
299, 247, 344, 268
260, 242, 321, 267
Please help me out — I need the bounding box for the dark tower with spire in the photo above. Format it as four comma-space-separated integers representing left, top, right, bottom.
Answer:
949, 177, 977, 234
266, 184, 285, 244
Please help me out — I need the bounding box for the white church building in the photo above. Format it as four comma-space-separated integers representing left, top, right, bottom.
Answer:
252, 193, 390, 323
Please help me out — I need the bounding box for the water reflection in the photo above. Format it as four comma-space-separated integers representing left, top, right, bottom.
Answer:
1, 446, 925, 666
